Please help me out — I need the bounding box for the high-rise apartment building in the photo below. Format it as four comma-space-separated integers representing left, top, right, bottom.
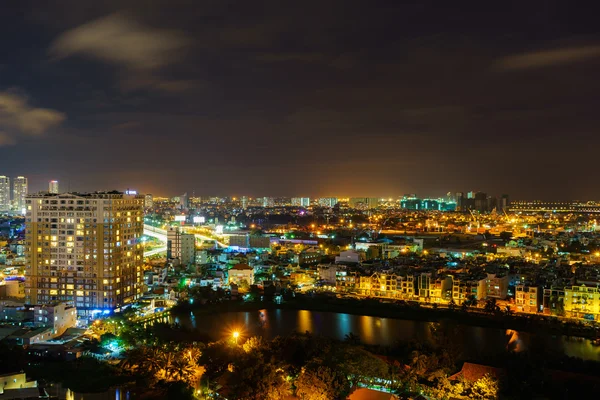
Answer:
0, 176, 10, 212
317, 197, 338, 208
24, 192, 145, 316
13, 176, 28, 212
349, 197, 379, 209
262, 197, 275, 207
291, 197, 310, 207
241, 196, 248, 210
167, 226, 195, 265
49, 180, 59, 194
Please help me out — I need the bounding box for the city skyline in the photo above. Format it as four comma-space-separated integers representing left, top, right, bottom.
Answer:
1, 2, 600, 199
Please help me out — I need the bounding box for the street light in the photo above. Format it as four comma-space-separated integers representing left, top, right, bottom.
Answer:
233, 331, 240, 344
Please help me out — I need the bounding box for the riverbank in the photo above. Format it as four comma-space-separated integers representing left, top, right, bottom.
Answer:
173, 295, 599, 340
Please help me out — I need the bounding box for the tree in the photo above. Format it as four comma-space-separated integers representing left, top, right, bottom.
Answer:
295, 365, 351, 400
484, 298, 499, 314
336, 346, 389, 385
470, 374, 499, 399
243, 336, 266, 354
238, 279, 250, 292
343, 332, 361, 345
227, 353, 291, 400
410, 351, 430, 375
448, 298, 456, 311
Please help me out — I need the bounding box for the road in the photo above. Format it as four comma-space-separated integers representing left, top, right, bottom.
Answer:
144, 246, 167, 256
142, 224, 228, 257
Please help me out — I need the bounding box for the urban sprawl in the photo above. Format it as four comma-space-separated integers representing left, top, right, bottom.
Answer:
2, 176, 600, 398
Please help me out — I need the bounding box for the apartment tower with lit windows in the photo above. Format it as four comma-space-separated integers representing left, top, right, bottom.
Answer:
24, 191, 145, 316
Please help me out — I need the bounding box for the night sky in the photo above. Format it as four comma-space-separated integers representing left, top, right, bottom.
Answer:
1, 1, 599, 199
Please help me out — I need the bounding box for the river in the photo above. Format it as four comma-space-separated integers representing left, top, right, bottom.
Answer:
169, 309, 600, 362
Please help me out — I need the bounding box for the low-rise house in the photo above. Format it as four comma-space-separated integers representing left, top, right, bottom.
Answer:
515, 285, 541, 313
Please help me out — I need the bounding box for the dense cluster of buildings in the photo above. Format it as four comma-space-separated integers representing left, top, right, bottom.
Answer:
0, 175, 28, 213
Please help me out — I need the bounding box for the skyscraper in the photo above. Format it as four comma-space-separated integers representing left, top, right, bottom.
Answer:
49, 180, 59, 194
13, 176, 27, 212
24, 191, 145, 316
0, 176, 10, 212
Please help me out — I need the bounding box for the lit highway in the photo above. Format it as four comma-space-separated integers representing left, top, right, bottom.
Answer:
142, 224, 228, 255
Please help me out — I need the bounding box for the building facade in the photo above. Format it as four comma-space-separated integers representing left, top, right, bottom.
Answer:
291, 197, 311, 207
515, 285, 540, 313
317, 197, 338, 208
13, 176, 27, 212
167, 226, 195, 265
49, 180, 59, 194
24, 192, 145, 316
33, 302, 77, 337
0, 176, 10, 212
228, 263, 254, 285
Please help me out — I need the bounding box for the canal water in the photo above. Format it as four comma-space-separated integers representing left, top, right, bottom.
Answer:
170, 309, 600, 362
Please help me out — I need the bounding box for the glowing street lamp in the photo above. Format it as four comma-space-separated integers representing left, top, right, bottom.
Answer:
233, 331, 240, 344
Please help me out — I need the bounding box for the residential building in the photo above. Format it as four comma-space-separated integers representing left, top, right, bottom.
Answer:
7, 327, 53, 346
228, 263, 254, 285
417, 273, 432, 299
262, 197, 275, 207
0, 372, 37, 395
24, 192, 145, 316
349, 197, 379, 209
317, 197, 338, 207
430, 276, 453, 303
335, 250, 362, 264
291, 197, 311, 207
228, 234, 271, 249
400, 275, 415, 299
0, 279, 25, 298
293, 249, 322, 266
515, 285, 541, 313
33, 302, 77, 337
452, 277, 485, 304
563, 285, 600, 320
318, 264, 338, 285
0, 176, 10, 212
167, 227, 195, 265
484, 273, 509, 299
49, 180, 59, 194
13, 176, 27, 212
543, 287, 566, 316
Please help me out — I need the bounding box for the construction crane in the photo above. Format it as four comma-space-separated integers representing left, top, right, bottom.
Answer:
468, 209, 481, 232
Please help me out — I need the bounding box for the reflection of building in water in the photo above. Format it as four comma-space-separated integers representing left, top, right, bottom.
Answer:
506, 329, 524, 352
359, 315, 375, 343
298, 310, 313, 333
